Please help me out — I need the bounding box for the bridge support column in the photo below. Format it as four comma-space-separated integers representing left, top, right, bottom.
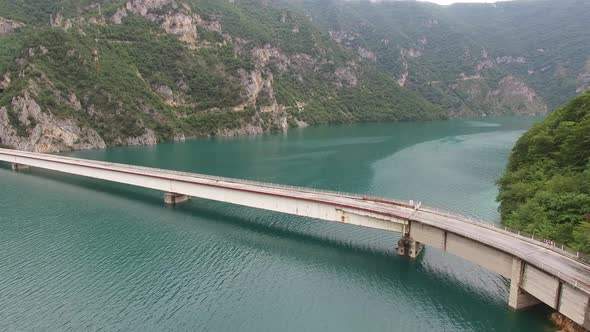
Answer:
164, 192, 190, 205
397, 234, 423, 258
509, 258, 541, 310
11, 163, 29, 171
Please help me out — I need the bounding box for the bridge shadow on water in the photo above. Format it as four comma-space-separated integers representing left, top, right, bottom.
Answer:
0, 163, 553, 330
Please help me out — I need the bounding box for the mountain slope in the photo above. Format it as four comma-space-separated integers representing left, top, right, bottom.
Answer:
0, 0, 589, 152
497, 92, 590, 253
280, 0, 590, 116
0, 0, 443, 152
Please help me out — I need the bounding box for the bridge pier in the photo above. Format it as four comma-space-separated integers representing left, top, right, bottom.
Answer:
397, 234, 424, 258
11, 163, 30, 171
164, 192, 190, 205
509, 258, 542, 310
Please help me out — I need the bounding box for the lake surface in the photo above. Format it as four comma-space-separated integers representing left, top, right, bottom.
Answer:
0, 116, 554, 331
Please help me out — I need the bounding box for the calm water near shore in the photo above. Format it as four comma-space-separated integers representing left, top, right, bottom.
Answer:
0, 116, 555, 331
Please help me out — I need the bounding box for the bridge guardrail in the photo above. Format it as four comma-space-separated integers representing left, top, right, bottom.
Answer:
424, 207, 590, 294
420, 205, 590, 294
3, 148, 419, 208
64, 155, 419, 208
420, 205, 590, 266
209, 178, 417, 208
3, 147, 419, 207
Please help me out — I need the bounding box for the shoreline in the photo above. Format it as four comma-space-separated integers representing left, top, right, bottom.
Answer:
49, 114, 546, 155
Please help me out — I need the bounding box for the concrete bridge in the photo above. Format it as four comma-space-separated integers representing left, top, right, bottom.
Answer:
1, 147, 589, 328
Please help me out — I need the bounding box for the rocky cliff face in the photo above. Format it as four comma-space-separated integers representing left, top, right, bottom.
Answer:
123, 128, 158, 146
117, 0, 311, 134
487, 75, 548, 115
0, 17, 24, 35
0, 0, 345, 152
326, 24, 551, 117
122, 0, 223, 49
443, 74, 547, 117
0, 91, 106, 153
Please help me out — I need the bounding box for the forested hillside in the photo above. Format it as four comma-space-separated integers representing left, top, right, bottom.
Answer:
0, 0, 588, 152
497, 92, 590, 253
282, 0, 590, 115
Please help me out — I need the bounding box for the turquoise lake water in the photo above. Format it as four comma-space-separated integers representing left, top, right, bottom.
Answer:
0, 116, 555, 331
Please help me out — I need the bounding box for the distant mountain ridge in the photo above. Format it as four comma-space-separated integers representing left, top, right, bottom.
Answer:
0, 0, 588, 152
280, 0, 590, 113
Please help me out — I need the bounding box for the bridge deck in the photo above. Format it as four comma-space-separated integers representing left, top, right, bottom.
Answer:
413, 209, 590, 293
1, 148, 589, 296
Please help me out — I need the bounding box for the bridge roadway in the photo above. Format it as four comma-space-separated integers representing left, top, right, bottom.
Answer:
1, 147, 589, 328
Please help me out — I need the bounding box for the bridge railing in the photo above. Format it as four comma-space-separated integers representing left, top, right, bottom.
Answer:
3, 148, 419, 208
423, 205, 590, 294
420, 205, 590, 266
207, 177, 418, 208
109, 160, 419, 208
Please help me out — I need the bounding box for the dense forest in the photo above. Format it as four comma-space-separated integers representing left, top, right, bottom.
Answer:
497, 92, 590, 253
0, 0, 589, 152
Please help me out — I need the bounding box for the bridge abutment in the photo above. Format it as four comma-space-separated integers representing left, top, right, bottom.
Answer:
509, 258, 542, 310
397, 234, 424, 258
164, 192, 190, 205
11, 163, 30, 171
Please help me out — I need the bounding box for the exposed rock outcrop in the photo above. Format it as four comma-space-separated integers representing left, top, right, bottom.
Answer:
0, 73, 10, 90
0, 92, 106, 153
216, 123, 264, 137
0, 17, 24, 35
173, 133, 186, 141
295, 119, 309, 128
476, 54, 527, 71
110, 7, 128, 24
234, 69, 271, 110
193, 14, 222, 33
358, 47, 376, 61
398, 48, 418, 87
125, 128, 157, 146
50, 12, 105, 30
398, 61, 409, 87
8, 0, 558, 152
252, 45, 290, 71
495, 56, 526, 64
401, 48, 421, 58
487, 75, 548, 115
443, 74, 548, 117
49, 13, 72, 30
492, 75, 542, 102
216, 112, 288, 137
122, 0, 222, 48
329, 30, 358, 47
551, 312, 587, 332
160, 12, 199, 46
155, 85, 176, 106
477, 59, 495, 71
125, 0, 175, 17
334, 65, 358, 88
